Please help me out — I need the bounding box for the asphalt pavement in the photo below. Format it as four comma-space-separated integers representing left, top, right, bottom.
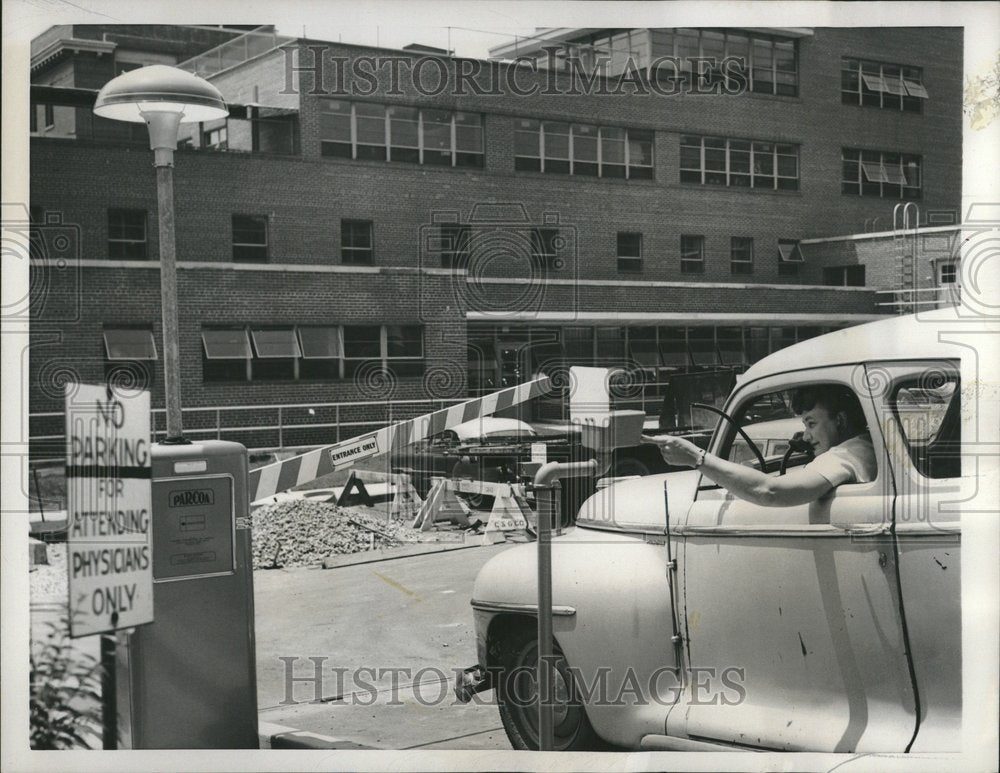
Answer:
253, 540, 517, 750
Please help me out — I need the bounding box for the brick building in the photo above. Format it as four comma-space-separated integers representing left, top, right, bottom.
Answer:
28, 25, 965, 451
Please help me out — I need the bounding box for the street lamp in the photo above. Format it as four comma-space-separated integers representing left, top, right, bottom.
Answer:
94, 65, 227, 442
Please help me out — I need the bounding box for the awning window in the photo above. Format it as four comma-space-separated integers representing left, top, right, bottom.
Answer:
882, 163, 907, 185
778, 243, 804, 263
202, 329, 252, 359
103, 328, 157, 360
860, 73, 888, 92
297, 327, 341, 359
902, 79, 929, 98
861, 161, 889, 183
882, 76, 906, 96
251, 328, 301, 358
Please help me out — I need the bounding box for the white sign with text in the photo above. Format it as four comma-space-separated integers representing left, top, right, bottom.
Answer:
66, 383, 153, 637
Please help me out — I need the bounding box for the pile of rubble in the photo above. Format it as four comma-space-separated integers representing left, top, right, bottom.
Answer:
251, 500, 421, 569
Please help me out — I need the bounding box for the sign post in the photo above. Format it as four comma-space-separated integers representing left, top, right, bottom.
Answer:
66, 383, 153, 748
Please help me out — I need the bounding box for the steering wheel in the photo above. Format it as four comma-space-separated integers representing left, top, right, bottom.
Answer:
690, 402, 767, 472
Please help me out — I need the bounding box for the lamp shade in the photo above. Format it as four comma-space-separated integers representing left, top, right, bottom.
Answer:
94, 64, 228, 123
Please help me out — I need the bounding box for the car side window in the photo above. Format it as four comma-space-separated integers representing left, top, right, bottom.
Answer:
723, 383, 876, 479
891, 376, 961, 479
723, 390, 801, 470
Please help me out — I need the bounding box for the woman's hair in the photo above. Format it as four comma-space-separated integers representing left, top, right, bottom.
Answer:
790, 384, 867, 429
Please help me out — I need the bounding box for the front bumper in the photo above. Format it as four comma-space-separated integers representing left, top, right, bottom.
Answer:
454, 664, 493, 703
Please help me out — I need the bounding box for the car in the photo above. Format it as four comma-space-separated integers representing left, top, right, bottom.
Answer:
459, 310, 967, 752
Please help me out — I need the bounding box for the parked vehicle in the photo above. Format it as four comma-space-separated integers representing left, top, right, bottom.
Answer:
459, 311, 965, 752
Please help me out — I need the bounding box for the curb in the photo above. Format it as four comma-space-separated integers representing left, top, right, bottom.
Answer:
320, 539, 486, 569
258, 720, 375, 750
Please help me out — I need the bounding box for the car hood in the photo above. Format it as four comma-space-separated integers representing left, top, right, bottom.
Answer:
575, 469, 702, 532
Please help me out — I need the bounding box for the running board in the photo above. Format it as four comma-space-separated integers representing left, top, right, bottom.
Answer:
639, 734, 764, 752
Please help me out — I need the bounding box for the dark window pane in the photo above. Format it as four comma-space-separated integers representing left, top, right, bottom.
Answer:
298, 327, 340, 358
232, 215, 267, 261
386, 325, 423, 358
343, 326, 382, 358
617, 232, 641, 257
342, 220, 373, 264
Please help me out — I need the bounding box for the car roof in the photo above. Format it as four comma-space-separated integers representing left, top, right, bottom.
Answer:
451, 417, 535, 440
741, 308, 985, 384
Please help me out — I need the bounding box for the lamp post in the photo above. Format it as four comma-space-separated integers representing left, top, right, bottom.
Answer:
94, 65, 227, 442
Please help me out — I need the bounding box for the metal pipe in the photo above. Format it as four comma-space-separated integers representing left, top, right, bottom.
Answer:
532, 459, 598, 750
154, 160, 184, 441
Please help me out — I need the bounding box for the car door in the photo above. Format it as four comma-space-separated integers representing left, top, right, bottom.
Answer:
667, 365, 917, 752
867, 359, 962, 751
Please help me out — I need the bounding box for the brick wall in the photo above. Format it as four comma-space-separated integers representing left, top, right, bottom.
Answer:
28, 265, 465, 418
801, 228, 962, 289
30, 27, 963, 287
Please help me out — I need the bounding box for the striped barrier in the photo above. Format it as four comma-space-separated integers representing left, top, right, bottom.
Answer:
248, 376, 551, 504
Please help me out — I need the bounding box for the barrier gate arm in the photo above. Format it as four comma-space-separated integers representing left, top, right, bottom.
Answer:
248, 376, 551, 504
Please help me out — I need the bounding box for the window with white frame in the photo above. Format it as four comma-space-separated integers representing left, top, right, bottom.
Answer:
681, 135, 798, 190
823, 265, 866, 287
298, 326, 341, 379
514, 120, 653, 179
231, 214, 268, 261
103, 326, 158, 385
842, 58, 926, 112
731, 236, 754, 275
341, 219, 374, 265
250, 327, 300, 380
938, 261, 959, 285
320, 100, 483, 168
202, 327, 253, 381
617, 232, 642, 273
680, 234, 705, 274
777, 239, 804, 276
108, 209, 148, 260
842, 148, 921, 199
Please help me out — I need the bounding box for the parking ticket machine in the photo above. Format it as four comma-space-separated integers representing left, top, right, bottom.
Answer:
116, 440, 258, 748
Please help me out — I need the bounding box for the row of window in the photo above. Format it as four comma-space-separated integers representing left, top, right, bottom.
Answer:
467, 324, 842, 394
320, 101, 484, 167
680, 136, 799, 190
651, 28, 799, 96
841, 148, 922, 199
103, 324, 425, 382
514, 121, 654, 178
110, 209, 810, 276
674, 235, 804, 277
316, 100, 922, 199
841, 58, 927, 112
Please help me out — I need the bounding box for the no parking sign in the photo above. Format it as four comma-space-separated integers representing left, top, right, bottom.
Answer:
66, 383, 153, 637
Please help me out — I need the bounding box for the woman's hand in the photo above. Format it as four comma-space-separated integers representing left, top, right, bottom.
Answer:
644, 435, 704, 467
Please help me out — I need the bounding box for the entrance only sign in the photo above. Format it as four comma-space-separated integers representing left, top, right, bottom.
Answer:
66, 383, 154, 638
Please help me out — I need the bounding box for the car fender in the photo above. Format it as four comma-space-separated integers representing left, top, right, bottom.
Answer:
472, 527, 677, 747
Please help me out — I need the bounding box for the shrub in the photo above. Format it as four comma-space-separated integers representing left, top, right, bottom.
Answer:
30, 610, 105, 749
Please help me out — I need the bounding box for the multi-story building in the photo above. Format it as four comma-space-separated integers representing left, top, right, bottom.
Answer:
27, 25, 964, 452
